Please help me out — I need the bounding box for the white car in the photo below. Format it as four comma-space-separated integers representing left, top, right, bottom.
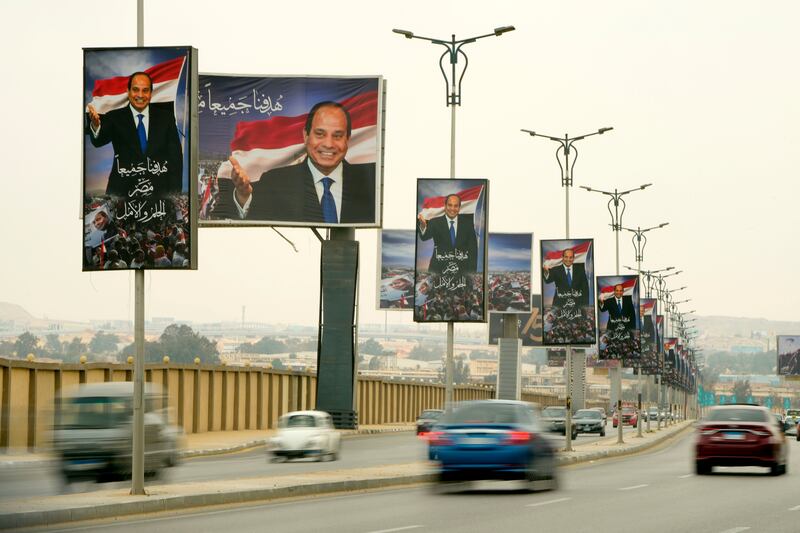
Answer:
269, 410, 341, 462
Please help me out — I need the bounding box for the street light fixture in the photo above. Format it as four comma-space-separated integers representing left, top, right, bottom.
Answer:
621, 222, 669, 264
520, 126, 613, 450
394, 25, 515, 413
625, 266, 674, 298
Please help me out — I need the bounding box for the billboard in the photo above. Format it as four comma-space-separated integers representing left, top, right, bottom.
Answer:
198, 75, 384, 227
596, 275, 640, 362
540, 239, 596, 345
414, 179, 488, 322
377, 229, 415, 310
83, 47, 197, 271
488, 295, 543, 346
488, 233, 532, 313
777, 335, 800, 376
639, 298, 660, 373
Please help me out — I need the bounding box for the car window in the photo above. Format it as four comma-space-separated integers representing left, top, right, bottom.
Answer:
283, 415, 317, 428
420, 410, 442, 419
59, 396, 132, 429
787, 410, 800, 417
706, 408, 769, 423
446, 403, 521, 424
575, 410, 601, 419
542, 407, 566, 417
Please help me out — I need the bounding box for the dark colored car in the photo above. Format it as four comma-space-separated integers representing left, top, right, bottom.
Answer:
695, 405, 788, 476
573, 409, 606, 436
541, 406, 577, 440
427, 400, 558, 491
416, 409, 445, 435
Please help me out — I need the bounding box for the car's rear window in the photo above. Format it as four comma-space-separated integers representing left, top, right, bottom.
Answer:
281, 415, 317, 428
542, 407, 566, 417
447, 403, 523, 424
706, 408, 769, 423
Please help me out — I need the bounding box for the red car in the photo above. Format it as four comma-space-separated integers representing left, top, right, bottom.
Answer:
695, 405, 788, 476
612, 407, 638, 428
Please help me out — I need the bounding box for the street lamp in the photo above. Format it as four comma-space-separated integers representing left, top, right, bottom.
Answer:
394, 25, 515, 413
621, 222, 669, 264
520, 127, 612, 452
625, 266, 674, 298
580, 183, 652, 441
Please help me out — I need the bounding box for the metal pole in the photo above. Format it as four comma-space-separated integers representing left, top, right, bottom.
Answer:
444, 73, 457, 412
131, 0, 146, 496
564, 145, 573, 452
636, 255, 643, 437
614, 218, 623, 444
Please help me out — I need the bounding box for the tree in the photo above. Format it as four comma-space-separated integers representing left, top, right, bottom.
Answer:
360, 338, 389, 355
271, 358, 286, 370
409, 342, 444, 361
45, 334, 63, 357
732, 380, 752, 403
64, 337, 87, 362
0, 340, 14, 357
157, 324, 219, 364
14, 332, 39, 358
244, 337, 287, 354
89, 331, 119, 355
454, 357, 471, 384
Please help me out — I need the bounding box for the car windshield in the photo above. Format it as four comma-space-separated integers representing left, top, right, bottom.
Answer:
446, 403, 522, 424
574, 410, 601, 419
622, 408, 634, 414
787, 410, 800, 417
706, 408, 769, 423
281, 415, 317, 428
59, 396, 131, 429
420, 410, 442, 419
542, 407, 566, 417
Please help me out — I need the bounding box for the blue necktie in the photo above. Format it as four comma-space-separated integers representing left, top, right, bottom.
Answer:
449, 220, 456, 246
617, 299, 622, 313
321, 177, 338, 223
137, 114, 147, 153
566, 268, 572, 287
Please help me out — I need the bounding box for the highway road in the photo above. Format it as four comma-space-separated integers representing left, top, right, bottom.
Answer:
0, 424, 641, 500
40, 430, 800, 533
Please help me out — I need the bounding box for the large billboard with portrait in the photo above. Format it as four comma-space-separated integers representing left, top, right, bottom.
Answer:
83, 47, 197, 271
639, 298, 660, 374
777, 335, 800, 376
414, 179, 488, 322
197, 75, 384, 227
488, 295, 543, 345
378, 229, 415, 310
596, 275, 640, 362
540, 239, 595, 345
488, 233, 532, 313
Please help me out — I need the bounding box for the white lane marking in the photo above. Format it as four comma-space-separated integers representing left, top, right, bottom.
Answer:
718, 528, 750, 533
678, 474, 693, 478
526, 497, 572, 508
789, 504, 800, 511
618, 484, 649, 491
366, 526, 424, 533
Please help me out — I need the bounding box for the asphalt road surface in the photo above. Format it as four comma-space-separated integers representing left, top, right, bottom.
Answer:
39, 430, 800, 533
0, 424, 639, 500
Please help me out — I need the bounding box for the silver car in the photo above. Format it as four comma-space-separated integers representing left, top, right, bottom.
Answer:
573, 409, 606, 436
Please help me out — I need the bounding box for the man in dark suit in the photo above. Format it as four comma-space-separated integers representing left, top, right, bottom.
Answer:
542, 248, 590, 307
598, 284, 637, 330
87, 72, 183, 199
416, 194, 478, 274
229, 101, 375, 224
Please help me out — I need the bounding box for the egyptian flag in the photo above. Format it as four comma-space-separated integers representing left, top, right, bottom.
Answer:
418, 184, 484, 220
542, 240, 592, 269
217, 91, 378, 182
598, 277, 638, 302
86, 56, 186, 114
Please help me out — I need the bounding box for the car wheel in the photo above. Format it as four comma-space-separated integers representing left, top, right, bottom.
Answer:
797, 433, 799, 442
270, 455, 286, 463
695, 461, 711, 475
600, 429, 606, 437
571, 431, 577, 440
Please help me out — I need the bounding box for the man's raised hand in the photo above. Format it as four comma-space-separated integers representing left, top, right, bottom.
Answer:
229, 156, 253, 206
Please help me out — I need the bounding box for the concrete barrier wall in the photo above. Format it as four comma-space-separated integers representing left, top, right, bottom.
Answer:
0, 359, 499, 451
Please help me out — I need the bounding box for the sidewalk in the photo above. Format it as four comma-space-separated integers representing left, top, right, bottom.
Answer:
0, 422, 693, 530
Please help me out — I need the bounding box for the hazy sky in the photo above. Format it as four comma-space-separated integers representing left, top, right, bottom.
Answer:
2, 1, 798, 328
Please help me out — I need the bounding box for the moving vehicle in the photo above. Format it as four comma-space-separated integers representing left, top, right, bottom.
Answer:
541, 406, 577, 439
269, 410, 341, 462
573, 409, 606, 436
785, 409, 800, 438
612, 406, 638, 428
694, 404, 788, 476
647, 407, 660, 421
589, 407, 607, 425
427, 400, 558, 491
416, 409, 444, 435
53, 382, 182, 484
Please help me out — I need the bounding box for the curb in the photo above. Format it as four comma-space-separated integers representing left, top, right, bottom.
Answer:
556, 423, 692, 465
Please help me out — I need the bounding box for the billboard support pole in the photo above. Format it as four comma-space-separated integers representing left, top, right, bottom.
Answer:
131, 0, 146, 497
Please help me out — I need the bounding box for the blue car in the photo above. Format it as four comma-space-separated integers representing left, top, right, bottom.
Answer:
428, 400, 558, 492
